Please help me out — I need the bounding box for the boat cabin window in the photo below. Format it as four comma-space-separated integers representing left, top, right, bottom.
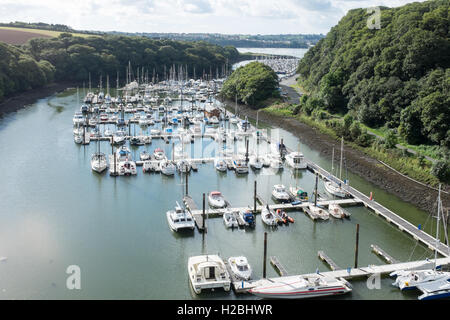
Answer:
205, 266, 216, 280
237, 265, 248, 271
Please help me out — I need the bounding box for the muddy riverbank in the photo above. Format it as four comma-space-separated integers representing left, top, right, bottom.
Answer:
0, 82, 75, 116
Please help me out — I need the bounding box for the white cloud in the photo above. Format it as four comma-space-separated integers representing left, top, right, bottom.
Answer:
0, 0, 427, 34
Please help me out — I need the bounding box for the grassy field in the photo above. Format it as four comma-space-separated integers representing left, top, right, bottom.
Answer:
0, 26, 97, 44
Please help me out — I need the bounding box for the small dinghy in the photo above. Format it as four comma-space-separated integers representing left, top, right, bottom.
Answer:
223, 209, 239, 228
261, 205, 278, 226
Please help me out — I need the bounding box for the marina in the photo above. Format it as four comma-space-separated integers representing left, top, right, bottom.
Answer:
1, 59, 449, 300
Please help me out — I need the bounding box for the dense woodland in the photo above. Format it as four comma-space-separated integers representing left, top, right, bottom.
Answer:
297, 0, 449, 150
220, 61, 280, 106
0, 33, 240, 102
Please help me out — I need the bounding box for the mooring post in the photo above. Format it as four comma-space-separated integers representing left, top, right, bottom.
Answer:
263, 232, 267, 278
314, 173, 318, 206
354, 224, 360, 268
245, 138, 249, 163
280, 138, 284, 159
202, 193, 206, 233
185, 172, 189, 195
172, 142, 175, 162
254, 180, 257, 213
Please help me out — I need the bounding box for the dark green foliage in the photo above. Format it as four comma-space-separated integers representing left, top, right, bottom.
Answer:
431, 160, 450, 183
297, 0, 450, 148
220, 61, 279, 107
0, 34, 241, 103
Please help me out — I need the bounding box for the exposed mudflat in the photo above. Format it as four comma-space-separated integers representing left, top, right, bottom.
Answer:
0, 82, 75, 116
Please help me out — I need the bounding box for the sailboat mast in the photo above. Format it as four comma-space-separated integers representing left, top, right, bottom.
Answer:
339, 137, 344, 181
435, 184, 441, 270
331, 147, 335, 175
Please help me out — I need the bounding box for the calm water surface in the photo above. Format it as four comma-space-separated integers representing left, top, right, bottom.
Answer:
0, 88, 444, 300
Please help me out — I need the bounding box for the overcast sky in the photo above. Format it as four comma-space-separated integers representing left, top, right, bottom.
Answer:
0, 0, 424, 34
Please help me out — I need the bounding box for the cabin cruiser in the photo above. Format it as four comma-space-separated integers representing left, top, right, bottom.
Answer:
223, 209, 239, 228
249, 276, 352, 299
272, 185, 291, 202
160, 160, 175, 176
116, 145, 132, 162
153, 148, 166, 160
208, 191, 226, 208
208, 116, 219, 125
285, 152, 307, 169
73, 112, 85, 125
188, 255, 231, 294
261, 205, 278, 226
214, 158, 228, 172
166, 202, 195, 232
324, 180, 349, 198
91, 152, 107, 173
228, 256, 252, 281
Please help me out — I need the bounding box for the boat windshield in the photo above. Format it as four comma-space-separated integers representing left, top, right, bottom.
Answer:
237, 265, 248, 271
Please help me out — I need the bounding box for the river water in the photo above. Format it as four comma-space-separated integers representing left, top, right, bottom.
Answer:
0, 50, 445, 300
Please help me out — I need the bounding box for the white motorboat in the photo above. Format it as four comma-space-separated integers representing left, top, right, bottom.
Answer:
166, 202, 195, 232
228, 256, 252, 281
324, 180, 348, 198
285, 151, 307, 169
208, 116, 219, 125
249, 276, 352, 299
73, 112, 85, 125
271, 184, 291, 202
261, 205, 278, 226
214, 158, 228, 172
233, 159, 248, 174
91, 152, 107, 173
74, 133, 83, 144
289, 186, 309, 201
249, 155, 263, 170
188, 255, 231, 294
308, 204, 329, 220
140, 150, 151, 161
223, 209, 239, 228
113, 130, 126, 144
208, 191, 226, 208
177, 159, 191, 173
153, 148, 166, 160
160, 160, 175, 176
328, 203, 346, 219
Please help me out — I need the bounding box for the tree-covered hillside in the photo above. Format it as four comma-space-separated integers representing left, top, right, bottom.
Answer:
297, 0, 449, 149
220, 61, 280, 106
0, 33, 240, 102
